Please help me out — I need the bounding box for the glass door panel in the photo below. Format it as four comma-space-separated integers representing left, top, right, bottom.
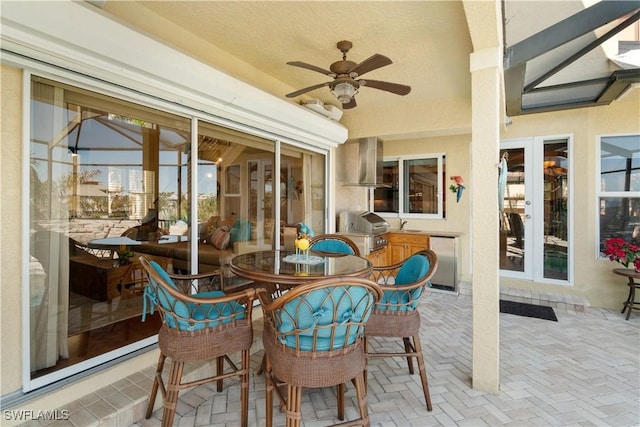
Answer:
278, 144, 326, 237
499, 147, 527, 273
543, 141, 569, 280
248, 159, 274, 244
29, 77, 189, 385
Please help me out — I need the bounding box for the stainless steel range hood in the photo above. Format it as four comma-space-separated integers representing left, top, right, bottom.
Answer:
347, 137, 382, 187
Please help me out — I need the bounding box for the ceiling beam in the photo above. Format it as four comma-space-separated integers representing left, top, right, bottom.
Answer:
504, 0, 640, 116
597, 69, 640, 103
504, 0, 640, 70
514, 69, 640, 115
504, 63, 525, 116
523, 10, 640, 93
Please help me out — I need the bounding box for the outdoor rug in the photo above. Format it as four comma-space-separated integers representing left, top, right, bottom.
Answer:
499, 300, 558, 322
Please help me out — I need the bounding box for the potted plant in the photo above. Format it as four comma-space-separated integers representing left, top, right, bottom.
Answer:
603, 237, 640, 272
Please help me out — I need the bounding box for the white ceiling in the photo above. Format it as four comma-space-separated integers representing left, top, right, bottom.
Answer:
99, 1, 636, 139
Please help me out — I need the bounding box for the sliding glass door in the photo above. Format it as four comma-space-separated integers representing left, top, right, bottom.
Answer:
29, 77, 190, 387
26, 76, 329, 390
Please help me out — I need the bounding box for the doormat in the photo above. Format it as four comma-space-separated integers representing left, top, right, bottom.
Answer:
499, 300, 558, 322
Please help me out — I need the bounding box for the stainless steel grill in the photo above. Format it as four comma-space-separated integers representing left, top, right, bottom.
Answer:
338, 211, 389, 254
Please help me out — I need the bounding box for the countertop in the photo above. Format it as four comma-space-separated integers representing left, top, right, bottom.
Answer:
386, 230, 461, 237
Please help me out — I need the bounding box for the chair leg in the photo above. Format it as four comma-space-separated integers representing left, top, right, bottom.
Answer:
162, 360, 185, 427
285, 384, 302, 427
353, 371, 370, 427
337, 383, 345, 420
265, 355, 274, 427
412, 334, 432, 411
216, 355, 224, 392
403, 337, 415, 374
145, 352, 166, 419
363, 336, 369, 393
241, 349, 249, 427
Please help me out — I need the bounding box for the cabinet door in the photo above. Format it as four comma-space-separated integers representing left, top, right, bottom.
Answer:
388, 242, 407, 265
367, 247, 388, 267
408, 238, 430, 256
387, 233, 429, 264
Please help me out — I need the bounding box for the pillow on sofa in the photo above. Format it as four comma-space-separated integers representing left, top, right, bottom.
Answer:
229, 218, 251, 246
210, 226, 231, 250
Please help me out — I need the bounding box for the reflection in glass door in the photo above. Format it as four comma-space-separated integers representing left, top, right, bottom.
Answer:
500, 137, 570, 282
499, 147, 527, 273
249, 159, 274, 243
542, 141, 569, 280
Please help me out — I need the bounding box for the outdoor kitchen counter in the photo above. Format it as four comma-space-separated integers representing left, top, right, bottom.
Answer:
387, 230, 462, 237
422, 231, 462, 237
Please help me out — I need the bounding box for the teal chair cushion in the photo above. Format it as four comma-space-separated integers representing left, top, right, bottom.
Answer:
143, 261, 245, 331
378, 254, 429, 312
310, 240, 355, 255
277, 286, 373, 351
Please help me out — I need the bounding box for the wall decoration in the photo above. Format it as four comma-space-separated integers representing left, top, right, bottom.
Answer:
449, 176, 465, 203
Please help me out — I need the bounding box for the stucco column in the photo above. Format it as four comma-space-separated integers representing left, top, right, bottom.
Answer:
470, 47, 502, 393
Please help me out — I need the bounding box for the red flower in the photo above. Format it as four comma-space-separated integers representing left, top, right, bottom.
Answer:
603, 237, 640, 269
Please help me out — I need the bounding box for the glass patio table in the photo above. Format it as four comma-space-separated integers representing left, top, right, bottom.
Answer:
230, 249, 373, 287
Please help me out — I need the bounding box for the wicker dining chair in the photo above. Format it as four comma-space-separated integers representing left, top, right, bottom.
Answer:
139, 256, 257, 427
258, 276, 383, 427
364, 249, 438, 411
309, 234, 361, 256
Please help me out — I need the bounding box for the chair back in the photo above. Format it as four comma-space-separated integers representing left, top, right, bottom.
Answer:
370, 249, 438, 312
309, 234, 360, 256
259, 276, 382, 352
139, 256, 252, 332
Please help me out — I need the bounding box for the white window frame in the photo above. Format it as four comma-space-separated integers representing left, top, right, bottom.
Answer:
595, 133, 640, 260
372, 153, 446, 220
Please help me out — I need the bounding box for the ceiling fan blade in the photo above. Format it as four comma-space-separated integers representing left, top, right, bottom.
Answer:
286, 82, 331, 98
359, 79, 411, 96
348, 54, 392, 77
287, 61, 336, 77
342, 98, 357, 109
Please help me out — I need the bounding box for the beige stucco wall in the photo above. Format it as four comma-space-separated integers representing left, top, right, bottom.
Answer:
334, 85, 640, 311
499, 86, 640, 309
334, 134, 472, 282
386, 135, 472, 278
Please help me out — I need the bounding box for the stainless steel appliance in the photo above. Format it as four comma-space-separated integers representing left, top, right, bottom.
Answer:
338, 211, 389, 255
429, 235, 457, 290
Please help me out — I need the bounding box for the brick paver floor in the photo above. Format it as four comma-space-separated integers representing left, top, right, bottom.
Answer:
131, 291, 640, 426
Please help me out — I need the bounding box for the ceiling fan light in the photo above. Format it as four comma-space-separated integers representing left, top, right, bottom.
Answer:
331, 82, 357, 104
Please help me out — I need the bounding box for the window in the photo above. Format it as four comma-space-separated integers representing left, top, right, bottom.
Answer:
373, 155, 446, 219
598, 135, 640, 256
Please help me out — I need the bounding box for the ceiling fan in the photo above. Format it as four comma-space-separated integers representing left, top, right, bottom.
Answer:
286, 40, 411, 109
